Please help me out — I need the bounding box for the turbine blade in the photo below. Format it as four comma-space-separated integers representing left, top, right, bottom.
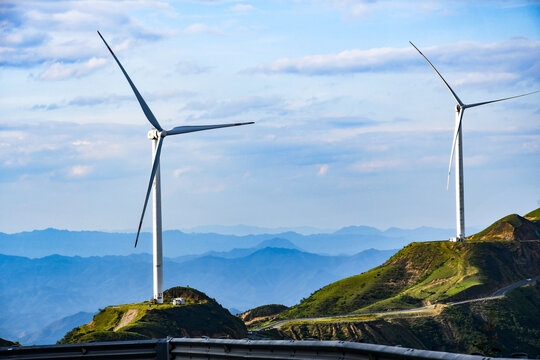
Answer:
135, 136, 164, 247
97, 31, 163, 132
447, 108, 464, 190
465, 90, 539, 109
410, 41, 464, 107
167, 122, 254, 136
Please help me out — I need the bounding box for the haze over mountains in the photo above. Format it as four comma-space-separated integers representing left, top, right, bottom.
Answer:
0, 223, 478, 345
0, 225, 461, 258
0, 235, 396, 345
184, 224, 336, 236
0, 212, 536, 349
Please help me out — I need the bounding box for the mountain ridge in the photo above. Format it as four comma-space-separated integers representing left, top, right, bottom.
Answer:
0, 246, 396, 343
283, 209, 540, 319
0, 225, 455, 258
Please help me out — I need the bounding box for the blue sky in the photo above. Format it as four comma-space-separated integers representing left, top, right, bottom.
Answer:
1, 0, 539, 234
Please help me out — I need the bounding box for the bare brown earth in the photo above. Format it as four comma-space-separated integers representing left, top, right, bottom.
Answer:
114, 309, 138, 332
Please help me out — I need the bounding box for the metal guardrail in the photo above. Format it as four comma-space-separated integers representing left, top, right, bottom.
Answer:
0, 338, 168, 359
0, 338, 516, 360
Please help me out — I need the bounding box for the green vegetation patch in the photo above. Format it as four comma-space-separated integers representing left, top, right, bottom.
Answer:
525, 208, 540, 221
468, 211, 540, 242
241, 304, 288, 323
241, 304, 289, 329
279, 282, 540, 358
284, 239, 540, 318
163, 286, 211, 305
59, 287, 247, 344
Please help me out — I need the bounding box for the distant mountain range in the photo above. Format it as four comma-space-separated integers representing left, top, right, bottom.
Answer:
18, 312, 95, 346
0, 225, 463, 258
0, 238, 396, 345
183, 224, 335, 236
265, 209, 540, 358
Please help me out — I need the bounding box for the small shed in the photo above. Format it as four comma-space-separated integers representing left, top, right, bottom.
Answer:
172, 297, 185, 305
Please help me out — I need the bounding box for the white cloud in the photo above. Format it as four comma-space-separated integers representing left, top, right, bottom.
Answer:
39, 57, 108, 81
69, 165, 93, 177
318, 164, 329, 176
253, 47, 416, 75
184, 95, 282, 119
193, 183, 226, 194
0, 0, 174, 66
350, 159, 402, 173
453, 72, 520, 87
464, 154, 489, 167
252, 39, 540, 83
177, 61, 212, 75
173, 167, 192, 178
183, 23, 225, 36
322, 0, 457, 19
72, 140, 92, 146
230, 4, 256, 12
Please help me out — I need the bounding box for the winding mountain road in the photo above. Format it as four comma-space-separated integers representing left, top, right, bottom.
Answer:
255, 276, 539, 331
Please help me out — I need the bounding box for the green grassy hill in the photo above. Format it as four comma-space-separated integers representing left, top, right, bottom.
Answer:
238, 304, 288, 327
525, 208, 540, 221
468, 211, 540, 241
59, 287, 246, 344
284, 209, 540, 318
278, 281, 540, 358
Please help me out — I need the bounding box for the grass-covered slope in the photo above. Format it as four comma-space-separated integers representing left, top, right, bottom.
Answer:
284, 209, 540, 318
284, 240, 540, 318
467, 212, 540, 241
525, 208, 540, 221
239, 304, 288, 327
59, 287, 246, 344
280, 281, 540, 358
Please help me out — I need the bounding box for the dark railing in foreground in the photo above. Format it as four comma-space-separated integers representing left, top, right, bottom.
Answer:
0, 338, 520, 360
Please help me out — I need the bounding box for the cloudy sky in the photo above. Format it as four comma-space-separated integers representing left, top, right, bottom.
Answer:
1, 0, 539, 234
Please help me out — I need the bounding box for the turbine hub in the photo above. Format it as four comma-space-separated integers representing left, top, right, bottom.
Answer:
148, 130, 159, 139
160, 130, 168, 138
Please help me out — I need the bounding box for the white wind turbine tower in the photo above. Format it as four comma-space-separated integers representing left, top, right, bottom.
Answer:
410, 42, 538, 242
98, 31, 253, 303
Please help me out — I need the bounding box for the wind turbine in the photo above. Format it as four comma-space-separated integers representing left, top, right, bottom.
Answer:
98, 31, 253, 303
410, 42, 538, 242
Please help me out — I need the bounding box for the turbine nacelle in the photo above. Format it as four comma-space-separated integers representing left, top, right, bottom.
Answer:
98, 30, 254, 304
410, 40, 539, 242
148, 130, 168, 139
97, 30, 254, 249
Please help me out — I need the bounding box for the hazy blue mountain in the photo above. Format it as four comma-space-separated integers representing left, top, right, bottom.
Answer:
0, 246, 396, 343
333, 225, 382, 236
165, 247, 398, 310
0, 253, 152, 342
0, 228, 257, 258
19, 311, 95, 346
383, 226, 465, 241
229, 308, 243, 315
0, 225, 454, 258
184, 224, 334, 236
170, 237, 300, 262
